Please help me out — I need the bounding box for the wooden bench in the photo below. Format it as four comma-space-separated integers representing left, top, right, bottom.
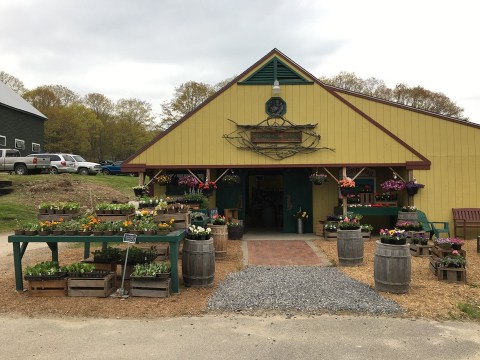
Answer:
452, 208, 480, 238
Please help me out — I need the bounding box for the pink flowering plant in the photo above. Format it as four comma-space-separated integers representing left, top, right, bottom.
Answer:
380, 179, 406, 191
439, 250, 466, 268
211, 214, 226, 225
394, 220, 422, 231
337, 213, 362, 230
178, 175, 199, 188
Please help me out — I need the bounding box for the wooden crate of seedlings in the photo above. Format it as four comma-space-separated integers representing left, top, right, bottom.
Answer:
130, 278, 171, 298
410, 244, 432, 257
28, 279, 67, 297
437, 267, 466, 283
68, 272, 116, 297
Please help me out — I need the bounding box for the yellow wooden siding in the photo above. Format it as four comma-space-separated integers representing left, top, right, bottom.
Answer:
338, 92, 480, 237
129, 83, 422, 167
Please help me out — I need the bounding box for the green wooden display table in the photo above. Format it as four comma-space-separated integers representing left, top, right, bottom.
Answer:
8, 230, 185, 293
334, 206, 401, 216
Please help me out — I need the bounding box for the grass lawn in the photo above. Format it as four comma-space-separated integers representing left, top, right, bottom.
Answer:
0, 173, 139, 232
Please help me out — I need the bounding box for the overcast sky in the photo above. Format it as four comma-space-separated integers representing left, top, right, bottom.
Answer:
1, 0, 479, 123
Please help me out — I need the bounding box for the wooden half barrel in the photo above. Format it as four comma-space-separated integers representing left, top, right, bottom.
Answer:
182, 238, 215, 287
337, 229, 364, 266
374, 240, 411, 294
210, 224, 227, 259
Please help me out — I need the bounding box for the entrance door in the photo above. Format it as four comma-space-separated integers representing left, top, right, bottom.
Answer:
216, 172, 246, 222
283, 169, 312, 233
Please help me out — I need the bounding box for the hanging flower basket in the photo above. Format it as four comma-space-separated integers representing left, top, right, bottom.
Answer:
309, 173, 327, 185
222, 174, 241, 185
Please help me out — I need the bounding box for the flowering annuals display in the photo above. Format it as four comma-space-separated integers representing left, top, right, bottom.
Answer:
434, 237, 464, 249
294, 209, 309, 221
405, 180, 425, 189
380, 180, 406, 191
338, 178, 355, 188
439, 250, 466, 268
211, 214, 226, 225
309, 173, 327, 184
178, 175, 199, 188
394, 221, 422, 231
198, 181, 217, 191
337, 213, 362, 229
379, 228, 407, 245
154, 174, 171, 184
186, 225, 212, 240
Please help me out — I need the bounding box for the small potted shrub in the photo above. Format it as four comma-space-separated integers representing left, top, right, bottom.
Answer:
92, 246, 122, 264
227, 221, 244, 240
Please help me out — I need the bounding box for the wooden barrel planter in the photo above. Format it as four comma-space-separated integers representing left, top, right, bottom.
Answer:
374, 240, 411, 294
182, 238, 215, 287
210, 224, 227, 259
337, 229, 364, 266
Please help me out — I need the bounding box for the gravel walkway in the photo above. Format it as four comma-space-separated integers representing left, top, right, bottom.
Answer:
208, 266, 403, 314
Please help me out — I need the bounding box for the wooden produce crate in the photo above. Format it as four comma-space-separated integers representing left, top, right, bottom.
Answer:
315, 221, 325, 236
437, 267, 466, 283
430, 246, 466, 259
28, 279, 67, 297
325, 232, 337, 241
130, 278, 171, 298
68, 273, 116, 297
410, 244, 432, 257
155, 213, 191, 229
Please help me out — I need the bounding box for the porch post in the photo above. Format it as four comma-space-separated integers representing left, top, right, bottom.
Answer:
342, 167, 347, 216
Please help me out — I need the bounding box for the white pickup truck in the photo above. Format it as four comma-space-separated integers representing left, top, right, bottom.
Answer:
0, 149, 51, 175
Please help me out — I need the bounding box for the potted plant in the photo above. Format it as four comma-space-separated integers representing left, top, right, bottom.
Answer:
154, 174, 171, 186
24, 261, 67, 280
131, 261, 171, 279
405, 179, 425, 195
178, 175, 199, 189
227, 221, 244, 240
211, 214, 226, 225
61, 262, 100, 277
198, 180, 217, 197
186, 225, 211, 240
337, 213, 363, 266
121, 246, 158, 265
380, 179, 406, 191
121, 203, 135, 215
309, 172, 327, 185
293, 209, 309, 234
434, 237, 453, 250
133, 185, 149, 197
222, 174, 240, 185
63, 202, 80, 214
439, 250, 466, 268
360, 224, 373, 239
157, 220, 174, 235
38, 202, 52, 214
59, 219, 80, 236
92, 246, 122, 264
139, 218, 158, 235
379, 229, 407, 245
394, 221, 423, 231
401, 206, 417, 212
50, 219, 65, 236
338, 178, 356, 196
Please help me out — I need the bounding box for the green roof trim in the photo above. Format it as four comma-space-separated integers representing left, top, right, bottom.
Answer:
239, 57, 313, 85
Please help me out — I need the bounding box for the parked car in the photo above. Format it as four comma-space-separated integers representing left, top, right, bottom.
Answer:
101, 161, 137, 176
27, 153, 76, 174
65, 154, 102, 175
0, 149, 50, 175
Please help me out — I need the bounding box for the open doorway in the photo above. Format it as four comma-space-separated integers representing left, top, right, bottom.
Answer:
246, 171, 283, 232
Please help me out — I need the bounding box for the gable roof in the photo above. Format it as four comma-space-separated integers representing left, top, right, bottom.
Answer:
0, 80, 47, 119
123, 48, 432, 170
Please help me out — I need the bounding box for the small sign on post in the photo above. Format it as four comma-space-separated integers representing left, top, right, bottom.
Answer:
113, 233, 138, 298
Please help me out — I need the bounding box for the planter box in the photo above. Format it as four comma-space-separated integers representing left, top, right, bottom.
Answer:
361, 231, 371, 240
437, 267, 466, 283
68, 273, 116, 297
430, 246, 466, 259
410, 244, 432, 257
155, 213, 191, 229
130, 278, 171, 298
325, 232, 337, 241
27, 279, 67, 297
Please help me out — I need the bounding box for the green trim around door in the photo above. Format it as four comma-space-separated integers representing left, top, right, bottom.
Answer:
283, 169, 313, 233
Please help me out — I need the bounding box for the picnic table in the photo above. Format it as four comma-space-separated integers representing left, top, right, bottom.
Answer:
7, 229, 186, 293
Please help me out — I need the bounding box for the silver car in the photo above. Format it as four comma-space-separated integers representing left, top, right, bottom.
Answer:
27, 153, 76, 174
65, 154, 102, 175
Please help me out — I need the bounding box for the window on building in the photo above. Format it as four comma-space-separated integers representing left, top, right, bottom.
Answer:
15, 139, 25, 150
0, 135, 6, 146
32, 143, 41, 153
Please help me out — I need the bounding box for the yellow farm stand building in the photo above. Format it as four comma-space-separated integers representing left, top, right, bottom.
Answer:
124, 49, 480, 237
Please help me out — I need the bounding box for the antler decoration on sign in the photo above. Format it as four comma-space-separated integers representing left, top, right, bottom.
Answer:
223, 116, 334, 160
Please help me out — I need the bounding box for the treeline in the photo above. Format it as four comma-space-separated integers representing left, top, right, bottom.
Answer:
1, 71, 159, 161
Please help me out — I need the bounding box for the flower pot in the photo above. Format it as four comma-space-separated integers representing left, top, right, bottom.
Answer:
39, 209, 48, 214
92, 231, 104, 236
406, 187, 418, 196
14, 229, 25, 235
64, 230, 78, 236
103, 230, 115, 236
227, 225, 244, 240
143, 230, 156, 236
297, 218, 304, 234
133, 188, 144, 197
24, 230, 37, 236
38, 230, 51, 236
52, 230, 64, 236
451, 244, 462, 250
